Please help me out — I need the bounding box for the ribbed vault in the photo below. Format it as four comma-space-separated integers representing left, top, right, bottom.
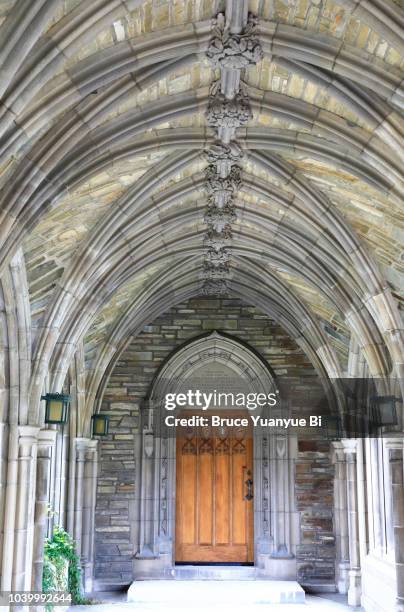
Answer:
0, 0, 403, 430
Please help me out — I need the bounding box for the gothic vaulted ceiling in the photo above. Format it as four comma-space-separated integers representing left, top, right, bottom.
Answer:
0, 0, 403, 424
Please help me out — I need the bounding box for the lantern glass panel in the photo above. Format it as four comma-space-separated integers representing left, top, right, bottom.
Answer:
48, 399, 64, 422
372, 396, 398, 427
92, 415, 109, 436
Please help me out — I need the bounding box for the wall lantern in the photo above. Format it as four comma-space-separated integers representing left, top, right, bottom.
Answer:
371, 396, 399, 428
41, 393, 70, 425
91, 414, 110, 436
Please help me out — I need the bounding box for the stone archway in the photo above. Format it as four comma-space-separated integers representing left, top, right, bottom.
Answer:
133, 332, 299, 580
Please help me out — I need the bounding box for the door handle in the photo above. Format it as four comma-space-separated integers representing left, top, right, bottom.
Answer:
244, 478, 253, 501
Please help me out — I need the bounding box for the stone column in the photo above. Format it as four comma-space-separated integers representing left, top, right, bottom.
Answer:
52, 428, 69, 530
356, 439, 368, 567
47, 428, 57, 537
1, 425, 19, 590
265, 433, 298, 579
81, 440, 98, 593
68, 438, 98, 593
12, 426, 40, 591
132, 428, 142, 558
133, 406, 172, 579
31, 430, 57, 591
74, 439, 87, 559
332, 441, 350, 593
0, 422, 8, 584
366, 438, 383, 554
66, 437, 76, 538
136, 429, 157, 559
386, 439, 404, 612
255, 432, 271, 569
342, 439, 361, 607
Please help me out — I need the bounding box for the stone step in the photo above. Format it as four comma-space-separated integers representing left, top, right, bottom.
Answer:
173, 565, 257, 580
127, 579, 306, 605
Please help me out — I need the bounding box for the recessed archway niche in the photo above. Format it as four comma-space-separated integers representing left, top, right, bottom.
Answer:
134, 331, 299, 580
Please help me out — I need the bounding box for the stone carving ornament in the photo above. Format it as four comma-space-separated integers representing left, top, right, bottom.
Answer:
205, 165, 241, 188
205, 164, 242, 207
201, 10, 262, 299
205, 247, 232, 267
206, 13, 263, 70
205, 142, 244, 178
205, 142, 243, 165
202, 278, 229, 296
204, 229, 232, 251
206, 82, 252, 138
203, 262, 230, 280
204, 206, 237, 232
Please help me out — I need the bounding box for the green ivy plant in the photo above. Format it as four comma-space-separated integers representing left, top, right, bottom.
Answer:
42, 525, 90, 605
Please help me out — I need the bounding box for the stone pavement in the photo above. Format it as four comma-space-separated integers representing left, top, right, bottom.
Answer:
68, 584, 363, 611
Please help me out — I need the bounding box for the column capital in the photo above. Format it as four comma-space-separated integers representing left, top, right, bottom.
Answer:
18, 425, 40, 440
331, 441, 346, 462
37, 428, 58, 446
341, 439, 358, 455
74, 437, 98, 453
17, 426, 40, 453
384, 438, 404, 452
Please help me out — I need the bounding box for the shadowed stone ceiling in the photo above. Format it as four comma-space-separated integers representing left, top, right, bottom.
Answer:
0, 0, 403, 423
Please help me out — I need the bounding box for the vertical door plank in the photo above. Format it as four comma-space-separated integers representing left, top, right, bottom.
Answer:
198, 451, 213, 545
232, 451, 247, 545
215, 452, 230, 544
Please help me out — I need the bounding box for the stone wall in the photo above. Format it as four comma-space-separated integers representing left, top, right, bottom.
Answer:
94, 405, 138, 586
94, 297, 335, 586
296, 440, 335, 587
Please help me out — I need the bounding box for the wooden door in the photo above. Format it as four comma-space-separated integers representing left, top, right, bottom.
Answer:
175, 415, 254, 563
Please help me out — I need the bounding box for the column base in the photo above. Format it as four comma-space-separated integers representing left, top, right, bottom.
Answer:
337, 561, 350, 594
83, 562, 94, 593
258, 554, 297, 580
132, 553, 172, 580
347, 569, 361, 607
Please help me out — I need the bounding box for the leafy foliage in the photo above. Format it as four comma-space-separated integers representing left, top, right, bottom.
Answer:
42, 526, 88, 605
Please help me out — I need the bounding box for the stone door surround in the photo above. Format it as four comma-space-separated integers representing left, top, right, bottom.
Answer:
133, 332, 298, 580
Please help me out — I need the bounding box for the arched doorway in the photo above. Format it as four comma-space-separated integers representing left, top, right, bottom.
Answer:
133, 332, 299, 580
